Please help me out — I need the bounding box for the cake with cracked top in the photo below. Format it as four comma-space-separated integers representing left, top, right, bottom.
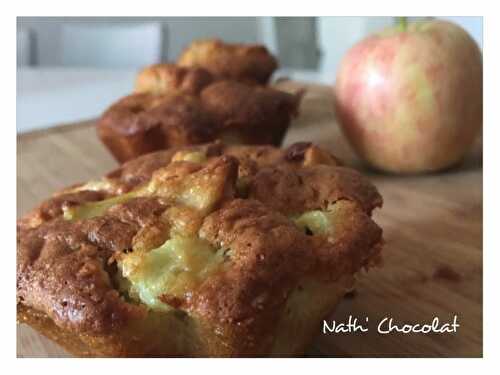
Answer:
17, 141, 383, 357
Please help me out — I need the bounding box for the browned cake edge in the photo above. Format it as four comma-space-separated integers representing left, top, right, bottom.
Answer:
17, 142, 383, 357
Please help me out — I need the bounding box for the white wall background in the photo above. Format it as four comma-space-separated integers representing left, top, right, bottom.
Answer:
18, 16, 482, 70
17, 17, 261, 65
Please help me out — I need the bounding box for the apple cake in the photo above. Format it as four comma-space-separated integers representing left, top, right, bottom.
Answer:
98, 79, 301, 163
177, 39, 278, 85
135, 64, 216, 96
17, 141, 383, 357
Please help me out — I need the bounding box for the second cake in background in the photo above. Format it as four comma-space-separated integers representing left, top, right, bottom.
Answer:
98, 39, 299, 163
98, 79, 301, 163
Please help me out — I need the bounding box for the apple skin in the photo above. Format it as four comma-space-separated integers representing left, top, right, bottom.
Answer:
334, 20, 482, 173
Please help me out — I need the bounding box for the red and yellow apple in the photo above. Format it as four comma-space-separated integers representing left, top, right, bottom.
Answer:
334, 20, 482, 173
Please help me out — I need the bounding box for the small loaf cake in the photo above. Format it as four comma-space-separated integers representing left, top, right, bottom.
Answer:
17, 141, 383, 357
98, 75, 301, 163
98, 41, 294, 163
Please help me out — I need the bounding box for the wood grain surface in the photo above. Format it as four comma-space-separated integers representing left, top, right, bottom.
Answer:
16, 82, 483, 357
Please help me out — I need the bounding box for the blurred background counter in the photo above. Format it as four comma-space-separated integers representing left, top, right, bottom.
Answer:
16, 16, 482, 133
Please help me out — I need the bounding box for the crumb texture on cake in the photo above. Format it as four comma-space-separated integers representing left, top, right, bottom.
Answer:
17, 142, 383, 356
177, 39, 278, 85
135, 64, 215, 96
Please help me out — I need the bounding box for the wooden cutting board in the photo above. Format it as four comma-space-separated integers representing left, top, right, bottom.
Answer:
16, 82, 482, 357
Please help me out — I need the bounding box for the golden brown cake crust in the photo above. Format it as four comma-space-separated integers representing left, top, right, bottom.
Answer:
101, 142, 342, 194
177, 39, 278, 85
17, 197, 167, 333
97, 83, 301, 163
192, 198, 381, 354
200, 81, 301, 146
17, 190, 110, 230
17, 142, 383, 356
249, 165, 383, 216
135, 64, 215, 96
97, 93, 216, 163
